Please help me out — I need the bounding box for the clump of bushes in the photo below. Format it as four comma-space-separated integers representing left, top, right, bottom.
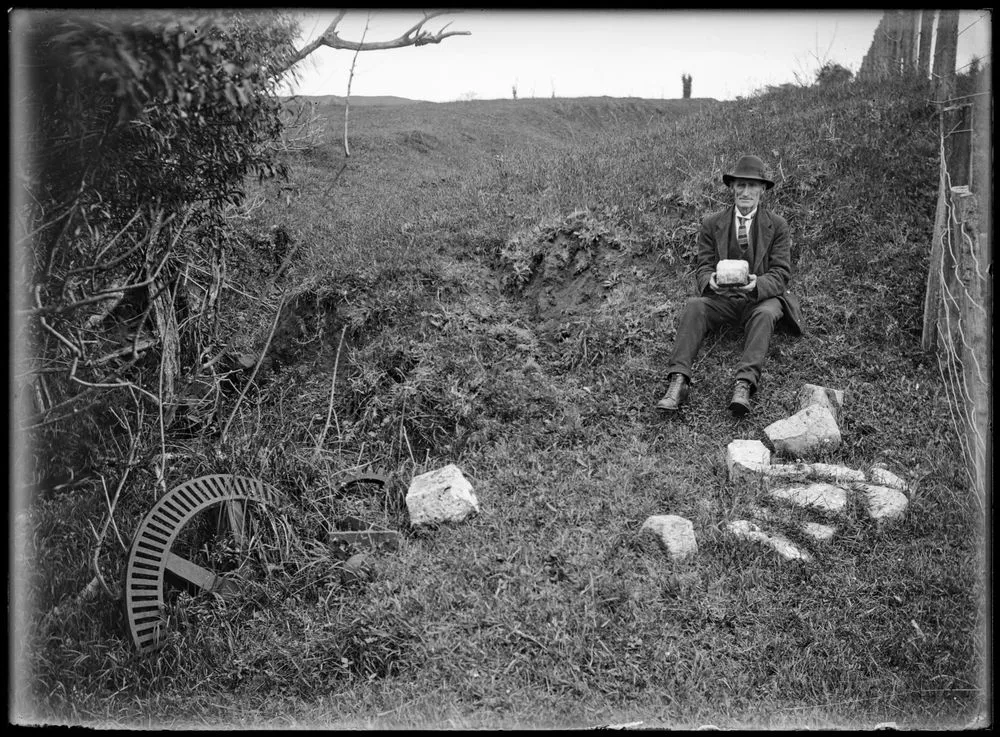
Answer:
16, 10, 300, 494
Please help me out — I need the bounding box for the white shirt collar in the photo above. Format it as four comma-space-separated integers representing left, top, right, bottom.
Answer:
735, 206, 758, 222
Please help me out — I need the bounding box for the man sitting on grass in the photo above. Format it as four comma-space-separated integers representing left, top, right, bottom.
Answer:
657, 154, 802, 416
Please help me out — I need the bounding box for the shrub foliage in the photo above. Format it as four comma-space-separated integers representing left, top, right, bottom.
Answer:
15, 10, 298, 486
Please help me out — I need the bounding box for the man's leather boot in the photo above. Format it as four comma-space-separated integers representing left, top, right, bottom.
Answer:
729, 379, 752, 416
656, 374, 689, 411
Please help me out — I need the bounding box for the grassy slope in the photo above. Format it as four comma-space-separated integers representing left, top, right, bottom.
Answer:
19, 86, 987, 729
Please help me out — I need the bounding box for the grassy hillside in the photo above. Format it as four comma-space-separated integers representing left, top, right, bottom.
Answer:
16, 83, 987, 730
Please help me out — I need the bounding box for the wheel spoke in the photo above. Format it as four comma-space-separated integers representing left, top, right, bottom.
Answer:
164, 551, 222, 592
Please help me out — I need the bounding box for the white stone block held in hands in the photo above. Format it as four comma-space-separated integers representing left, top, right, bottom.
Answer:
715, 259, 749, 286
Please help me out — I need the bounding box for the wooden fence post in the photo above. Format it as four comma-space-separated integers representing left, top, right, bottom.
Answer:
917, 10, 934, 80
972, 65, 992, 235
923, 12, 970, 349
969, 64, 992, 503
945, 103, 973, 188
952, 188, 988, 501
860, 12, 890, 80
921, 141, 948, 351
901, 10, 918, 73
932, 10, 959, 101
889, 10, 910, 72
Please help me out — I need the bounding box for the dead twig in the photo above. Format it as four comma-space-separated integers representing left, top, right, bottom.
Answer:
281, 10, 469, 73
22, 246, 172, 318
68, 355, 161, 406
220, 292, 288, 444
86, 397, 144, 600
342, 14, 370, 159
315, 323, 349, 456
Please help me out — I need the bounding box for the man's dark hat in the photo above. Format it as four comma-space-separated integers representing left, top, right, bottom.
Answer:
722, 154, 775, 190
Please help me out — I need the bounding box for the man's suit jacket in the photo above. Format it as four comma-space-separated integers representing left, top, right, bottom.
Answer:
693, 205, 803, 335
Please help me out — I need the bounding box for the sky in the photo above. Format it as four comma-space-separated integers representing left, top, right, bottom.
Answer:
277, 9, 992, 102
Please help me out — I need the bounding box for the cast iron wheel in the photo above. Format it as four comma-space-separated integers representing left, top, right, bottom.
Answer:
124, 474, 280, 654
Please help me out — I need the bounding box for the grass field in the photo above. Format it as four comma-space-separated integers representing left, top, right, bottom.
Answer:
14, 80, 989, 729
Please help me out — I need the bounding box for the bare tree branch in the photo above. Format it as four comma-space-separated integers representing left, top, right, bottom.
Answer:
89, 336, 159, 365
91, 404, 142, 599
314, 323, 348, 456
343, 14, 371, 158
65, 206, 166, 277
280, 10, 469, 74
21, 248, 171, 318
68, 355, 162, 406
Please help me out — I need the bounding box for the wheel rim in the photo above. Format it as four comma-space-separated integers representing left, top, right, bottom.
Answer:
124, 474, 279, 654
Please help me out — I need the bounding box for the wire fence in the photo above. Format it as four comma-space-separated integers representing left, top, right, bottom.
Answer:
861, 10, 991, 504
928, 162, 990, 507
924, 35, 990, 508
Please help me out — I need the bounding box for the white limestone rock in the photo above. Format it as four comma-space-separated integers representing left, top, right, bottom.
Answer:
868, 463, 909, 492
768, 483, 848, 515
806, 462, 866, 485
764, 404, 842, 459
726, 439, 771, 483
797, 383, 845, 421
801, 521, 837, 542
405, 464, 479, 528
761, 463, 811, 486
725, 520, 812, 562
858, 483, 909, 523
640, 515, 698, 561
746, 504, 794, 525
716, 259, 749, 286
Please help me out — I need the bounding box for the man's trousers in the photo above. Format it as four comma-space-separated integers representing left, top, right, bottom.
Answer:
665, 295, 784, 389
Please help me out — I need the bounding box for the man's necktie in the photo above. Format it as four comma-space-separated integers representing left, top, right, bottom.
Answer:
737, 216, 749, 252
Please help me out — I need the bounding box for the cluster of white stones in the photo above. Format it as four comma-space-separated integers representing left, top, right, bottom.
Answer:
641, 383, 911, 564
723, 438, 909, 560
723, 383, 910, 561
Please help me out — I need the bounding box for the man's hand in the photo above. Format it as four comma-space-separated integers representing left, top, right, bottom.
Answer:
709, 272, 747, 295
708, 273, 727, 293
735, 273, 758, 294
